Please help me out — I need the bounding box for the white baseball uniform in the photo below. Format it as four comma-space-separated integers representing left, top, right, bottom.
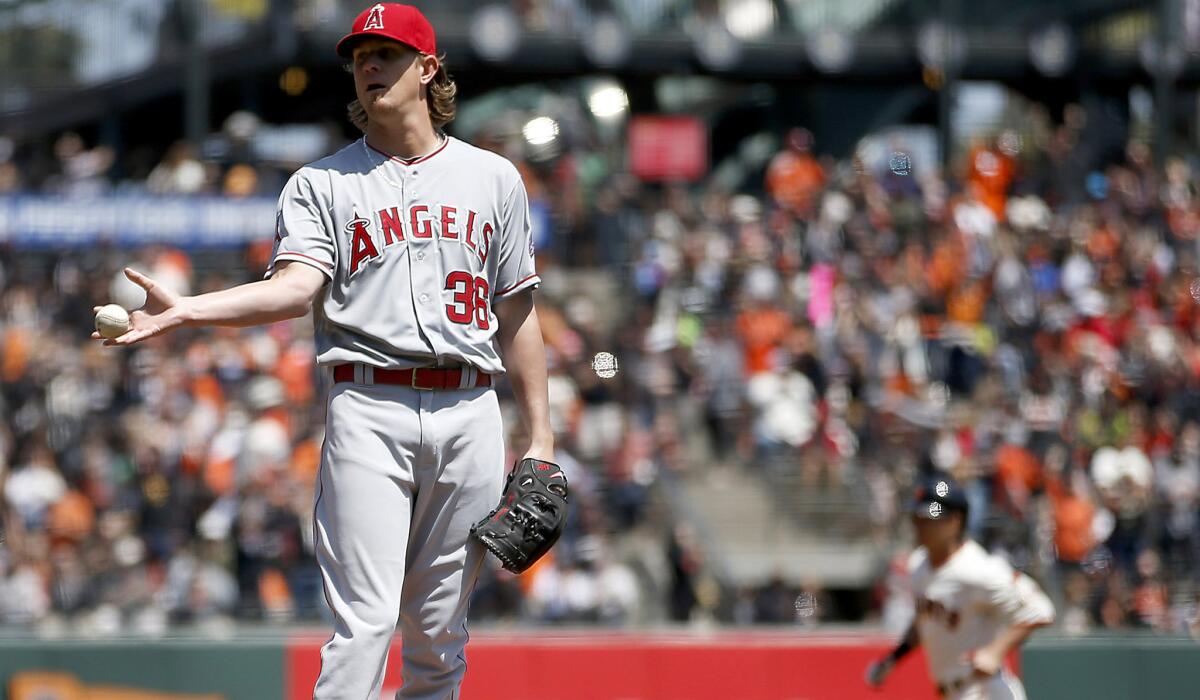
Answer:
908, 540, 1055, 700
269, 134, 539, 700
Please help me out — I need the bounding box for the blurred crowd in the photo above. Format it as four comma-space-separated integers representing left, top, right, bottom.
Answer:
504, 101, 1200, 636
6, 97, 1200, 638
0, 113, 300, 201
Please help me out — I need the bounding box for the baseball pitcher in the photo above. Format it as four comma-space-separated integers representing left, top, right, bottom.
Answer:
93, 4, 567, 698
866, 475, 1055, 700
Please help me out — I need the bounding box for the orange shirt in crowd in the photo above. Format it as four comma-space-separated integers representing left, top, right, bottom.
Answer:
946, 282, 988, 324
290, 437, 321, 484
205, 457, 235, 497
259, 568, 293, 614
2, 328, 30, 383
926, 237, 967, 297
1087, 225, 1121, 261
156, 247, 193, 280
1167, 204, 1200, 240
190, 374, 224, 408
1132, 581, 1169, 627
995, 444, 1042, 510
48, 490, 95, 542
966, 145, 1014, 220
736, 306, 791, 375
766, 151, 825, 217
276, 345, 315, 404
1047, 476, 1096, 564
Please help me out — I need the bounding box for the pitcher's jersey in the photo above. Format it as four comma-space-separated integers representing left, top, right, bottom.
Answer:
266, 136, 540, 374
908, 540, 1054, 684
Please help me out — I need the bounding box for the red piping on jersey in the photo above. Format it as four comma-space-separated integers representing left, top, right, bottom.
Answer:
366, 136, 450, 165
274, 251, 334, 271
496, 273, 540, 297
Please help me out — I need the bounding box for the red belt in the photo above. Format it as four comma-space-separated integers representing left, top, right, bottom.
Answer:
332, 364, 492, 390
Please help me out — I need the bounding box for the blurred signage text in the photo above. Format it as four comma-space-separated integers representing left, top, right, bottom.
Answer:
628, 116, 708, 182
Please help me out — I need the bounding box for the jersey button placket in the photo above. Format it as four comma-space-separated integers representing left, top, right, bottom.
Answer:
404, 165, 442, 356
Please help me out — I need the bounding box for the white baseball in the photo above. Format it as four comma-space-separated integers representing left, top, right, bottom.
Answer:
95, 304, 131, 339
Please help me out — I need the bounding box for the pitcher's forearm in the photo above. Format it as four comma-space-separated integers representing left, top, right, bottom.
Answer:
177, 262, 326, 328
181, 278, 314, 327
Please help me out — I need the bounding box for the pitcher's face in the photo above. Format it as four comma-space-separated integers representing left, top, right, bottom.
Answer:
352, 39, 433, 118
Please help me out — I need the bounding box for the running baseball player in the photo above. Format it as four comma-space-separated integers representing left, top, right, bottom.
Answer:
866, 475, 1055, 699
93, 4, 559, 698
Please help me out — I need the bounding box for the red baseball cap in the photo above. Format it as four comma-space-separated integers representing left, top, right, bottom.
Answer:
336, 3, 437, 58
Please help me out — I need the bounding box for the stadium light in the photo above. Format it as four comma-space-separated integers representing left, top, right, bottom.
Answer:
1139, 37, 1185, 77
279, 66, 309, 96
917, 20, 966, 72
722, 0, 775, 41
522, 115, 563, 162
587, 81, 630, 122
1029, 23, 1074, 77
582, 13, 632, 69
693, 20, 742, 71
807, 27, 855, 74
470, 4, 522, 63
523, 116, 560, 147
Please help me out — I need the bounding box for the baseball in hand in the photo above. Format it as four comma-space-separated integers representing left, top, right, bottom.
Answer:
94, 304, 131, 339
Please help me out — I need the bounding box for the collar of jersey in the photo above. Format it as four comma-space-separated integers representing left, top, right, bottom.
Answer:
929, 539, 970, 571
364, 134, 449, 166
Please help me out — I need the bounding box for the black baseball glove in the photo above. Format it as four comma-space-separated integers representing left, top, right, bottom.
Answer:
470, 457, 568, 574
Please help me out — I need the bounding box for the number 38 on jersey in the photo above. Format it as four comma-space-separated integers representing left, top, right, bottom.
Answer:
445, 271, 489, 329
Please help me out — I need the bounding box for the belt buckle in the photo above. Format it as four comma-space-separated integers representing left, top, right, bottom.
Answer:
410, 369, 437, 391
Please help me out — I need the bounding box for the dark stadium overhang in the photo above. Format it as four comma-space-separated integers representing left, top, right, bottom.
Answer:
0, 2, 1183, 145
870, 0, 1145, 30
0, 30, 285, 143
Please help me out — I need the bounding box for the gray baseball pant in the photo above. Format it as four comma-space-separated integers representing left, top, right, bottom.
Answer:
312, 379, 505, 700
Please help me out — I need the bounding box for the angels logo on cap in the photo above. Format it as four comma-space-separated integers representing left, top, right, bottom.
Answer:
363, 4, 386, 31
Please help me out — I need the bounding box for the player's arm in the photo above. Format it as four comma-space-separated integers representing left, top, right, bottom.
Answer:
94, 262, 326, 346
494, 289, 553, 462
970, 571, 1055, 677
865, 622, 920, 689
969, 621, 1045, 678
